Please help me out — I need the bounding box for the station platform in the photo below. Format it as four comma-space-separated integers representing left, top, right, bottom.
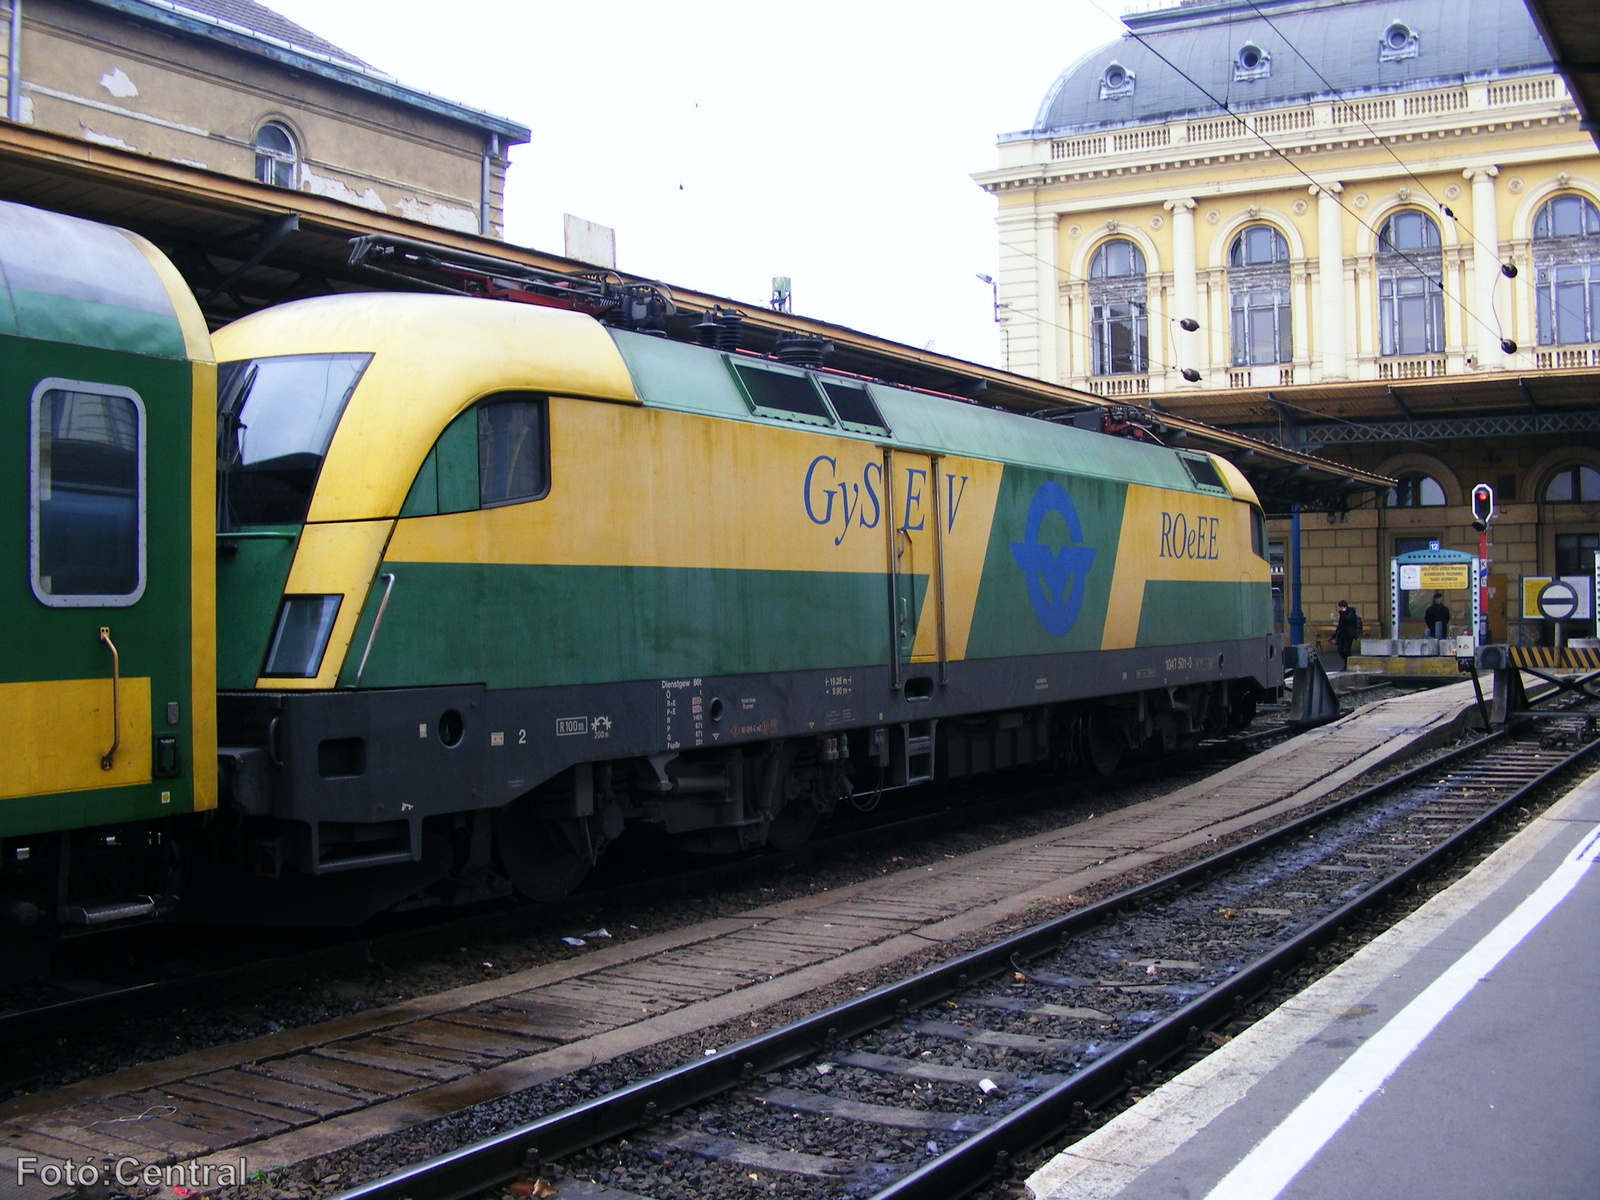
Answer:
1028, 762, 1600, 1200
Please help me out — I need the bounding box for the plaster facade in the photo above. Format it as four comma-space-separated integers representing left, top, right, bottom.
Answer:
0, 0, 527, 236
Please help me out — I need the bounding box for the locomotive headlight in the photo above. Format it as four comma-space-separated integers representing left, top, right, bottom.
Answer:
262, 594, 342, 678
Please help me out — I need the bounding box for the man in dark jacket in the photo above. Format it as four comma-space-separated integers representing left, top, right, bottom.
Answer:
1334, 600, 1363, 664
1424, 592, 1450, 639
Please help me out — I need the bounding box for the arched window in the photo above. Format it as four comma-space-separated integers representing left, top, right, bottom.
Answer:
254, 122, 298, 189
1533, 195, 1600, 346
1228, 225, 1292, 366
1384, 472, 1447, 507
1376, 211, 1445, 356
1544, 464, 1600, 503
1089, 239, 1148, 375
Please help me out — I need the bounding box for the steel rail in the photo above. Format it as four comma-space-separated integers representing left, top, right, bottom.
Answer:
333, 720, 1590, 1200
0, 723, 1291, 1050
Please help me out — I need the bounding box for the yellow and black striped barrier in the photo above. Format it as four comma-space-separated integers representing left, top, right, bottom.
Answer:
1502, 646, 1600, 670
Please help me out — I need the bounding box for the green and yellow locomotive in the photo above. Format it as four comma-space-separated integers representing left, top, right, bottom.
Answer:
212, 292, 1277, 912
0, 200, 215, 932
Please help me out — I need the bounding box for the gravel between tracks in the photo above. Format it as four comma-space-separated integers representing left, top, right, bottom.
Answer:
0, 700, 1339, 1099
183, 701, 1537, 1200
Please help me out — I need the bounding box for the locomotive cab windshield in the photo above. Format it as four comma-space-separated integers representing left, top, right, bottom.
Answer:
217, 353, 369, 530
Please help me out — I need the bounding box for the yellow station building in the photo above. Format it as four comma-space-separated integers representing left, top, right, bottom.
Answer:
977, 0, 1600, 648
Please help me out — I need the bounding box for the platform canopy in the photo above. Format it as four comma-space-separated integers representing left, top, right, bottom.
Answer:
0, 124, 1391, 512
1523, 0, 1600, 149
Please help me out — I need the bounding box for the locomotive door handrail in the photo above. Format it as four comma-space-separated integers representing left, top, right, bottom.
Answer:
882, 447, 948, 691
883, 446, 901, 692
930, 454, 948, 686
98, 626, 120, 770
353, 572, 397, 688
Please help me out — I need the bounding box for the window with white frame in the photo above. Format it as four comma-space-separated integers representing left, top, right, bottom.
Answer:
1533, 195, 1600, 346
1089, 239, 1148, 375
1229, 225, 1293, 366
31, 380, 145, 606
1376, 211, 1446, 356
254, 122, 298, 188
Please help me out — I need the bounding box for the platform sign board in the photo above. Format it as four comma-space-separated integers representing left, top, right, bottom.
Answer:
1399, 563, 1471, 591
1392, 550, 1481, 645
1521, 576, 1595, 621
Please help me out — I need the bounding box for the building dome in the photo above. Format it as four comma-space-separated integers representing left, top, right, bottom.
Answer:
1028, 0, 1552, 135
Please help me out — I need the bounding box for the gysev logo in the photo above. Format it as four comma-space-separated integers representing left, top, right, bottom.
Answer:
1010, 482, 1096, 636
803, 455, 970, 546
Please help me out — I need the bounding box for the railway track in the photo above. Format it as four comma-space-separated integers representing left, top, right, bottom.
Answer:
329, 711, 1598, 1200
0, 721, 1293, 1054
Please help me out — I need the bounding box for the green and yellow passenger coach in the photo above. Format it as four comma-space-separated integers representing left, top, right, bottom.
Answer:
0, 200, 215, 928
214, 292, 1276, 911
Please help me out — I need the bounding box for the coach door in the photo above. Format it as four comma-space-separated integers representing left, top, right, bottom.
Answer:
882, 447, 947, 692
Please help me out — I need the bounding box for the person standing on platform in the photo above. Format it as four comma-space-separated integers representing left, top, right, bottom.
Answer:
1334, 599, 1363, 665
1424, 592, 1450, 639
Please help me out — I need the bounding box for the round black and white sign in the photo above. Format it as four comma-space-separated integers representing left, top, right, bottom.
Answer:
1538, 580, 1580, 621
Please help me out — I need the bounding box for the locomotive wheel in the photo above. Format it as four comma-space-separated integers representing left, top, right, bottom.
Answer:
765, 798, 819, 851
494, 806, 592, 901
1230, 688, 1258, 731
1084, 715, 1123, 777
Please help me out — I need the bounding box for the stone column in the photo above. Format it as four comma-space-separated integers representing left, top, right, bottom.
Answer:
1165, 197, 1198, 382
1313, 182, 1347, 379
1466, 166, 1502, 370
994, 209, 1033, 377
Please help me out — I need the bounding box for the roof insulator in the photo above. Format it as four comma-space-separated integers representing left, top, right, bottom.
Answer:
774, 332, 833, 370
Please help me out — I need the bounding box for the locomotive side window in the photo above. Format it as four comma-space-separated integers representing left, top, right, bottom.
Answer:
401, 393, 549, 516
1251, 507, 1267, 559
820, 380, 890, 434
30, 380, 145, 606
435, 408, 478, 514
479, 395, 548, 506
729, 360, 835, 426
1179, 452, 1228, 492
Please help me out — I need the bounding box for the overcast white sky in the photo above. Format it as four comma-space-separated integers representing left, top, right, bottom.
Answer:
264, 1, 1126, 366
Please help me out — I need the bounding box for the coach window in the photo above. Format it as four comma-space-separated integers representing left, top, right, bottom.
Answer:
254, 122, 298, 188
31, 380, 145, 606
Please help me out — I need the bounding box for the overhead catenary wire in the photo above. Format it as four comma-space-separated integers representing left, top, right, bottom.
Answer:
1241, 0, 1521, 292
987, 248, 1203, 382
1076, 0, 1517, 355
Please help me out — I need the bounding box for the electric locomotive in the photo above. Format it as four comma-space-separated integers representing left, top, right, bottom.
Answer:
0, 200, 216, 940
210, 292, 1278, 916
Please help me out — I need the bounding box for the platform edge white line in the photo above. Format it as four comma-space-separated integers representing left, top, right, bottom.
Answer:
1026, 771, 1600, 1200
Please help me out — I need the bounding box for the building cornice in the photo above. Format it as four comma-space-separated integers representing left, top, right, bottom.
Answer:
979, 76, 1582, 195
983, 138, 1597, 219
